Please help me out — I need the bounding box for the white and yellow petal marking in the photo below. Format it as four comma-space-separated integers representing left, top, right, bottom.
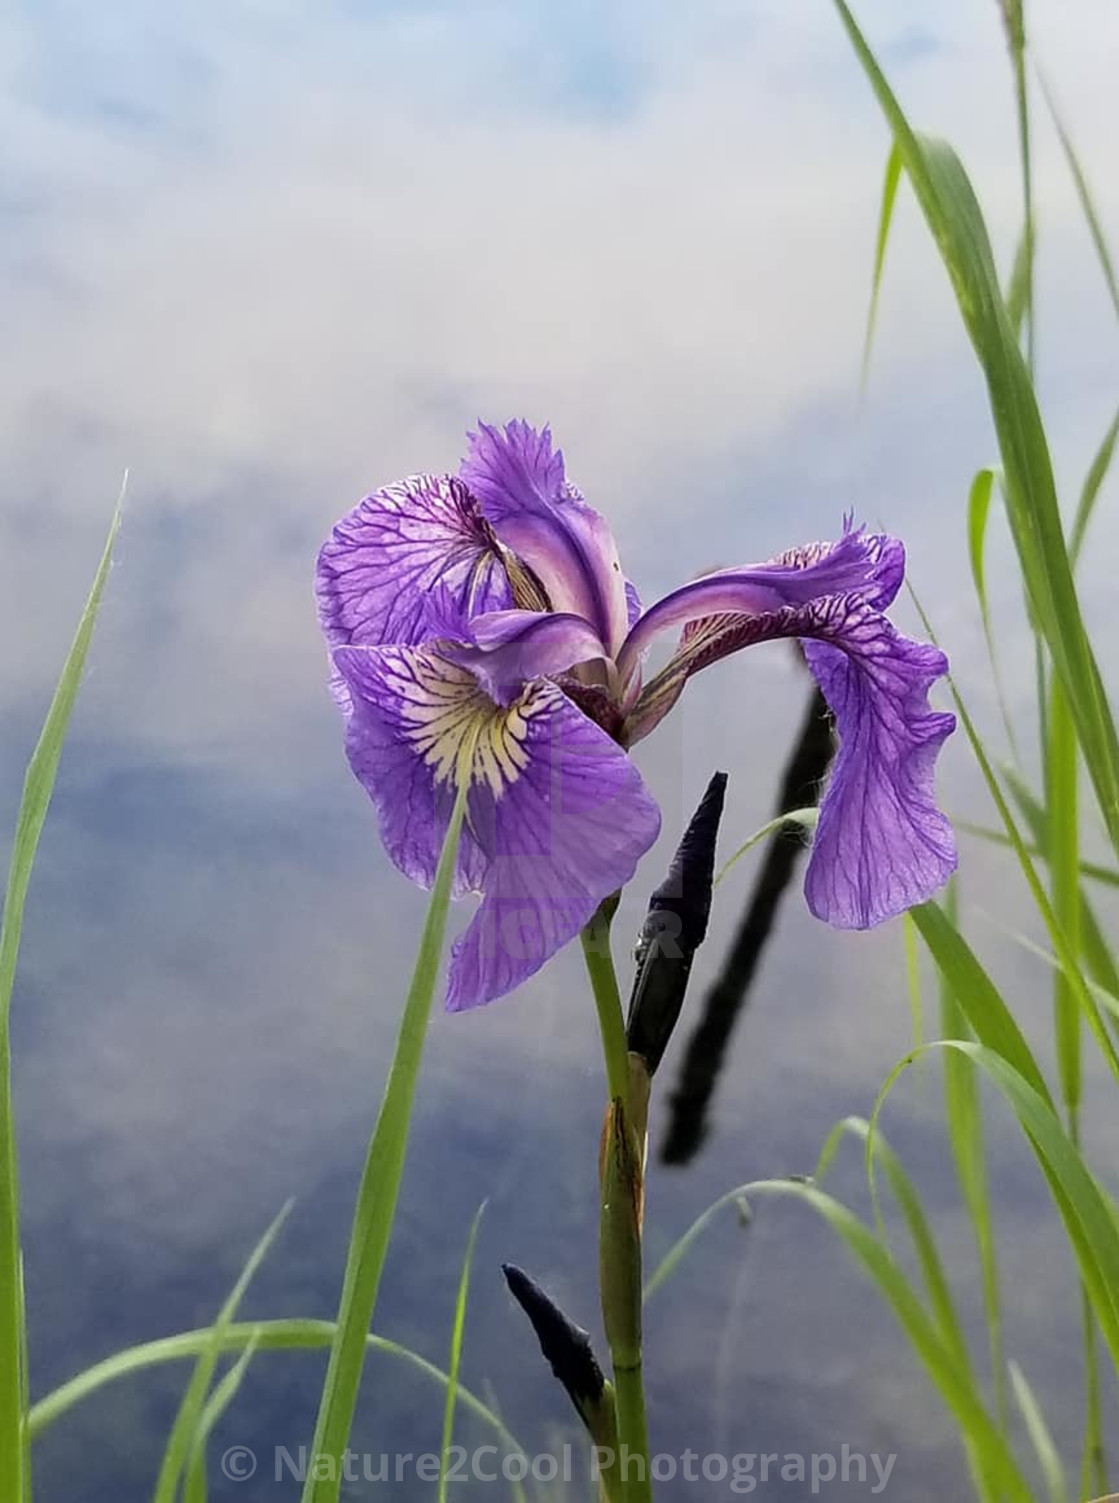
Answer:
385, 650, 539, 798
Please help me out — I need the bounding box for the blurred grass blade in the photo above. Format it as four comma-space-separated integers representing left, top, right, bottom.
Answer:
648, 1177, 1031, 1498
935, 886, 1004, 1433
1008, 1362, 1067, 1503
0, 480, 125, 1503
902, 912, 923, 1049
997, 0, 1034, 364
1037, 71, 1119, 324
153, 1201, 293, 1503
302, 784, 468, 1503
908, 587, 1119, 1084
1070, 406, 1119, 568
714, 808, 818, 886
872, 1042, 1119, 1373
833, 0, 1119, 861
860, 138, 903, 389
966, 468, 1017, 754
438, 1203, 486, 1503
182, 1332, 262, 1503
957, 821, 1119, 891
1004, 223, 1032, 342
30, 1321, 529, 1470
1047, 680, 1082, 1122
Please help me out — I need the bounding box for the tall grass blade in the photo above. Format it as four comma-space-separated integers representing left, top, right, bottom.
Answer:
302, 784, 468, 1503
935, 887, 1005, 1435
438, 1203, 486, 1503
0, 481, 125, 1503
966, 467, 1017, 754
1037, 71, 1119, 325
152, 1201, 293, 1503
860, 139, 903, 389
1069, 406, 1119, 568
833, 0, 1119, 861
648, 1177, 1031, 1498
182, 1333, 262, 1503
1008, 1362, 1068, 1503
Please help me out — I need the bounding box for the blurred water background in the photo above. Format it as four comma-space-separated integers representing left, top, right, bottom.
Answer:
3, 0, 1119, 1496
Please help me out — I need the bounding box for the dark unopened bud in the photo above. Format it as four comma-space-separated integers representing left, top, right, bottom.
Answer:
625, 771, 727, 1074
502, 1263, 611, 1437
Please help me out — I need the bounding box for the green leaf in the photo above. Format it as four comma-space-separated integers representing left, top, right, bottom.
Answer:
0, 480, 125, 1503
153, 1201, 293, 1503
302, 784, 468, 1503
1047, 679, 1082, 1117
438, 1203, 486, 1503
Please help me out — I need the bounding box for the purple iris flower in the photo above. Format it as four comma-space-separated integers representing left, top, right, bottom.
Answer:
317, 420, 956, 1011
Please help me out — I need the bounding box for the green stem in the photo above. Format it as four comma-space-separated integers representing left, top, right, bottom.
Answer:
581, 907, 653, 1503
580, 915, 631, 1111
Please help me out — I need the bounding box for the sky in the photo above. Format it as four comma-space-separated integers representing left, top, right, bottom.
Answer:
4, 1, 1119, 1496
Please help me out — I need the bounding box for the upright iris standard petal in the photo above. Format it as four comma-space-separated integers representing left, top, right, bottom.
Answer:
460, 421, 631, 656
620, 530, 956, 926
317, 473, 511, 656
332, 642, 661, 1010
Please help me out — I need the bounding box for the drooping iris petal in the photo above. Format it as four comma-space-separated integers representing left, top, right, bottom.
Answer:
317, 473, 511, 657
460, 420, 631, 656
444, 609, 608, 706
616, 527, 903, 687
332, 642, 661, 1009
621, 529, 955, 925
800, 621, 955, 927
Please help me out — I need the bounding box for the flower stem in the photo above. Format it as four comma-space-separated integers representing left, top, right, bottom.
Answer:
580, 910, 631, 1111
581, 907, 653, 1503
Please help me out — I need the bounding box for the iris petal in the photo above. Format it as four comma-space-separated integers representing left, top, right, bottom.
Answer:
444, 610, 608, 705
623, 529, 955, 925
317, 472, 511, 659
332, 642, 660, 1009
460, 421, 631, 655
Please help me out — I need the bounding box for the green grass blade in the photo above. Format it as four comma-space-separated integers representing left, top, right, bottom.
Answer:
1047, 679, 1082, 1121
714, 808, 818, 887
901, 912, 923, 1049
871, 1042, 1119, 1373
965, 467, 1018, 755
28, 1320, 529, 1465
1069, 405, 1119, 568
910, 902, 1050, 1104
833, 0, 1119, 859
182, 1333, 262, 1503
302, 784, 468, 1503
1004, 222, 1032, 343
1037, 71, 1119, 324
816, 1116, 970, 1368
438, 1203, 486, 1503
997, 0, 1034, 365
0, 480, 125, 1503
935, 887, 1005, 1435
152, 1200, 292, 1503
860, 139, 903, 389
649, 1177, 1031, 1498
1008, 1362, 1068, 1503
908, 586, 1119, 1084
957, 821, 1119, 891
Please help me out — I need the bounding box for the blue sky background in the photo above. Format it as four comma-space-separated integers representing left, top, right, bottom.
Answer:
3, 1, 1119, 1496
